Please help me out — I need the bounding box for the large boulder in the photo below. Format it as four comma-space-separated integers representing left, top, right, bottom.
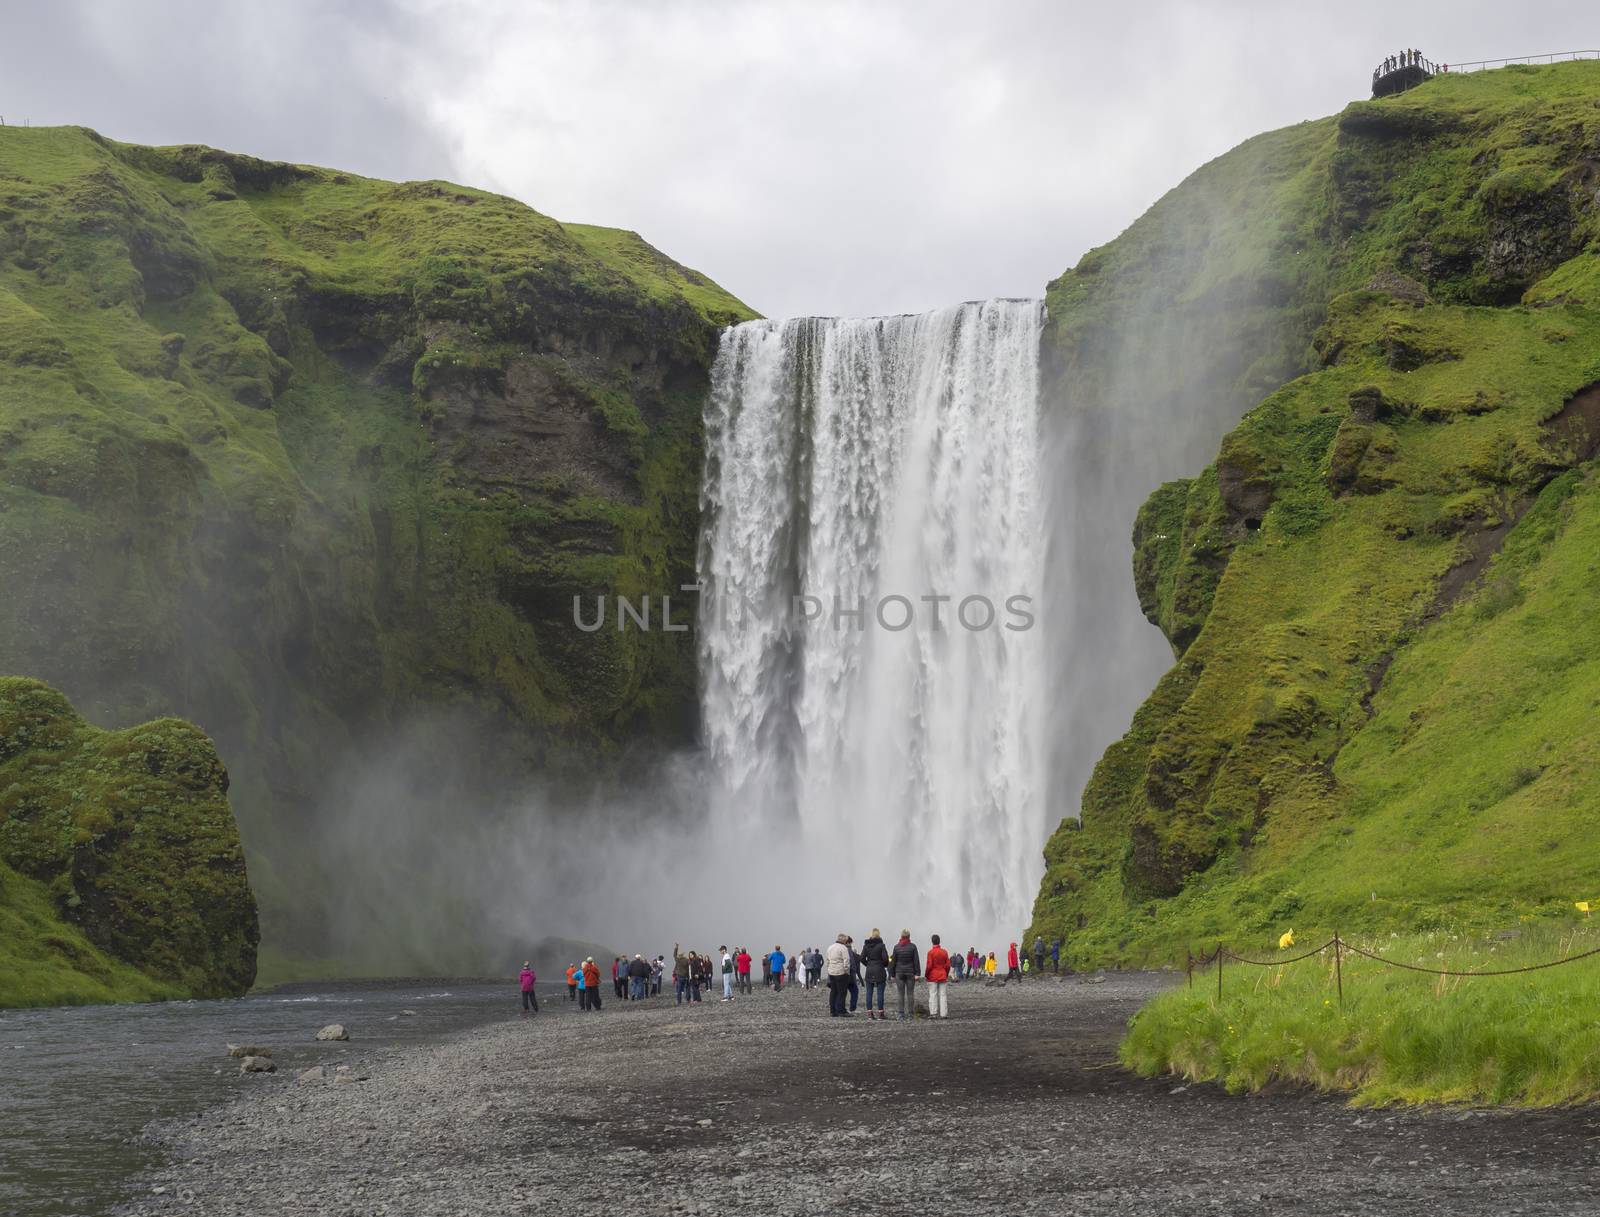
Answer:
0, 678, 258, 1002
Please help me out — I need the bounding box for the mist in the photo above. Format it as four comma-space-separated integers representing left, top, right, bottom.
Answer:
300, 722, 1004, 973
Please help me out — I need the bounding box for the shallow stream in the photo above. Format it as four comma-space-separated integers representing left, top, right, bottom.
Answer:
0, 979, 523, 1216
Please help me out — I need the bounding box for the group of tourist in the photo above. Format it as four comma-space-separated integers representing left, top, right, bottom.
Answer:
522, 934, 1067, 1021
1374, 48, 1449, 81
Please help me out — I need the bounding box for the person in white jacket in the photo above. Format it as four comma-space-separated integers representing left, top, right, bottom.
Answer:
824, 934, 853, 1018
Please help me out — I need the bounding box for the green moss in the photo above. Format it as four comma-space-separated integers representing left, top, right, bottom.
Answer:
0, 124, 756, 966
0, 677, 257, 1006
1030, 62, 1600, 968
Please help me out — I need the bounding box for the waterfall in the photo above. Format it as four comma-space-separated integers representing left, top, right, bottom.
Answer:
698, 299, 1048, 941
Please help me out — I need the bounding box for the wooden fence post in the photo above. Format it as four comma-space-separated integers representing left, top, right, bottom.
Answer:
1334, 932, 1344, 1008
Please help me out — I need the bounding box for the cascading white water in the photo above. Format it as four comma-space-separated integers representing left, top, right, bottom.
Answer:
698, 299, 1048, 942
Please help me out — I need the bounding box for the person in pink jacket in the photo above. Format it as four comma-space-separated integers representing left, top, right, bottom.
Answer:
519, 961, 539, 1015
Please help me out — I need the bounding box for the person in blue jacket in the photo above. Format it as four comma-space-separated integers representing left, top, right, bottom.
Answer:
768, 945, 787, 992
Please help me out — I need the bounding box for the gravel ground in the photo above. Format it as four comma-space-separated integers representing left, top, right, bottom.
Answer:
118, 973, 1600, 1216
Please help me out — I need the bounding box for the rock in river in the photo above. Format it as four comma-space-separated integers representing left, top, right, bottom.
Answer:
315, 1024, 349, 1042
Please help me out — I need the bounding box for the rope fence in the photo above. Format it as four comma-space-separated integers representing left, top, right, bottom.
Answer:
1185, 932, 1600, 1006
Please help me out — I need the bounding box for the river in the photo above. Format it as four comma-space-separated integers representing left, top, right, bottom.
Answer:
0, 979, 526, 1216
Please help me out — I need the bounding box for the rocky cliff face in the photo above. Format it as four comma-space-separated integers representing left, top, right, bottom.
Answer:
0, 677, 256, 1004
0, 127, 754, 964
1031, 61, 1600, 963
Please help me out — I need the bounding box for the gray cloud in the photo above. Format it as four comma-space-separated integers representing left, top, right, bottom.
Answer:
5, 0, 1596, 315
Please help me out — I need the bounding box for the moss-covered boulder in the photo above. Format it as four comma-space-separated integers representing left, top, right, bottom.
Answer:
0, 676, 258, 1002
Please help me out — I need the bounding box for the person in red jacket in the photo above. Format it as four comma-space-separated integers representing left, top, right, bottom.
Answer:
518, 961, 538, 1015
735, 947, 753, 995
1004, 942, 1023, 986
924, 935, 951, 1019
582, 958, 603, 1010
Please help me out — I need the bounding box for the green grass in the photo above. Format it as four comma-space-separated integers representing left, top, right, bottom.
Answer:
1030, 60, 1600, 969
0, 676, 258, 1007
0, 124, 756, 967
0, 859, 181, 1008
1123, 923, 1600, 1105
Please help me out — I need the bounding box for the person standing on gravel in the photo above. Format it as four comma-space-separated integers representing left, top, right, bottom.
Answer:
860, 930, 889, 1019
519, 961, 538, 1015
890, 930, 921, 1021
1051, 938, 1062, 974
824, 933, 853, 1017
768, 945, 787, 992
673, 946, 693, 1004
925, 935, 950, 1019
628, 954, 650, 1001
692, 952, 709, 1003
1004, 943, 1022, 986
575, 960, 589, 1009
846, 936, 861, 1012
1032, 937, 1046, 976
787, 952, 799, 988
720, 946, 735, 1001
582, 958, 603, 1010
566, 963, 578, 1002
736, 947, 753, 994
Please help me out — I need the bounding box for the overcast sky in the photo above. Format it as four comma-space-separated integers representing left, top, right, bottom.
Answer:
6, 1, 1595, 316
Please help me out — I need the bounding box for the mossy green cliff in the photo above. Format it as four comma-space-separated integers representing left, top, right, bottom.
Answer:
0, 126, 755, 963
0, 676, 256, 1005
1030, 62, 1600, 963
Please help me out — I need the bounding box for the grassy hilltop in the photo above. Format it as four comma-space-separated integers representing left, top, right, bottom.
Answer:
1029, 61, 1600, 964
0, 126, 754, 970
